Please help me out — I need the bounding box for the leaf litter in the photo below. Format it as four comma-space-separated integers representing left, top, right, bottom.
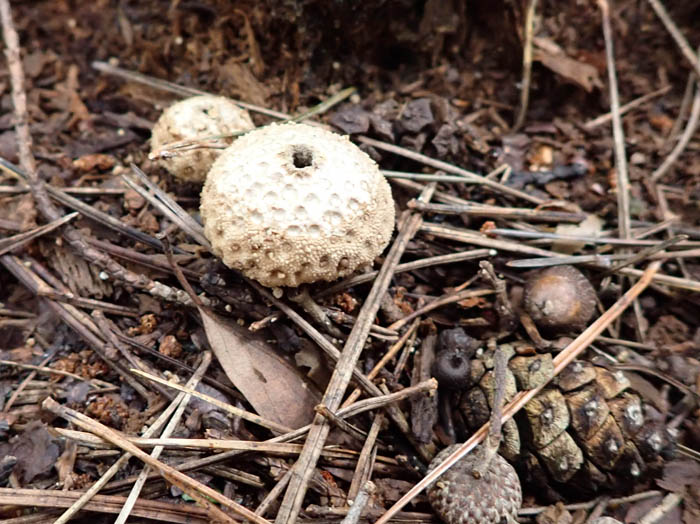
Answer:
0, 1, 699, 524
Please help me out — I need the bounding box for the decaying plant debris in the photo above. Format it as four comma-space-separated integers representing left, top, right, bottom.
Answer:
1, 1, 699, 523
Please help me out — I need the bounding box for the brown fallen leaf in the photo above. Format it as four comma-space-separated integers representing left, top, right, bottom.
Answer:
220, 60, 270, 107
6, 420, 61, 483
533, 36, 603, 93
199, 308, 320, 430
535, 502, 573, 524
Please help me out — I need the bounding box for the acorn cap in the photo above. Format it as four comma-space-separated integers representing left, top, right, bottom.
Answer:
427, 444, 522, 524
200, 122, 395, 287
523, 265, 597, 332
151, 95, 254, 182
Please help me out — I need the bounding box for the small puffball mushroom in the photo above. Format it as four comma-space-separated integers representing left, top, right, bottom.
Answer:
200, 122, 395, 288
523, 265, 597, 333
150, 95, 254, 183
427, 444, 522, 524
590, 518, 623, 524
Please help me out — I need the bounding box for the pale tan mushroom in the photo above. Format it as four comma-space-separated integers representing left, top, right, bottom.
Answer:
200, 122, 395, 287
150, 95, 254, 183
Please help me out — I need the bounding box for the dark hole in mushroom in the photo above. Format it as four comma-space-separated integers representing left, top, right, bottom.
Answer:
292, 145, 313, 168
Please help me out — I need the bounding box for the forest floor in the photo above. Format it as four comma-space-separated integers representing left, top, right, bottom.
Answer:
1, 1, 699, 523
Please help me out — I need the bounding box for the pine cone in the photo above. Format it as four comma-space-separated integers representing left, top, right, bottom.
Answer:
454, 346, 674, 499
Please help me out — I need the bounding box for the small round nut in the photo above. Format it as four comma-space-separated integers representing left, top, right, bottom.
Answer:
151, 95, 254, 182
523, 265, 596, 333
200, 122, 395, 287
427, 444, 522, 524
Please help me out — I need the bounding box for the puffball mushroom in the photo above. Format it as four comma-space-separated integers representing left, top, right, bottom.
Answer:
150, 95, 254, 183
200, 122, 395, 288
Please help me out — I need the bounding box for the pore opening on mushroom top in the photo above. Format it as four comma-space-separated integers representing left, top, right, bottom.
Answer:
291, 145, 313, 168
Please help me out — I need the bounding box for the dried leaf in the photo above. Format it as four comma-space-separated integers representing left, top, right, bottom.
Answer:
536, 502, 573, 524
9, 421, 61, 483
294, 339, 331, 388
657, 460, 700, 492
199, 308, 320, 429
220, 60, 269, 107
553, 214, 603, 254
534, 37, 602, 92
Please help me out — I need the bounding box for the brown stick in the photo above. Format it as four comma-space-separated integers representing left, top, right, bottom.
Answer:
513, 0, 538, 131
598, 0, 630, 241
0, 488, 208, 524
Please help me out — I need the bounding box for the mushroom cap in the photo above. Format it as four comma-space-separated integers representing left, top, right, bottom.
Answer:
151, 95, 254, 183
427, 444, 522, 524
523, 265, 597, 332
200, 122, 395, 287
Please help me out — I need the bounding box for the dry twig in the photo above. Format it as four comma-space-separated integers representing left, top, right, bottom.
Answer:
52, 353, 212, 524
652, 48, 700, 182
513, 0, 539, 131
43, 397, 271, 524
598, 0, 631, 241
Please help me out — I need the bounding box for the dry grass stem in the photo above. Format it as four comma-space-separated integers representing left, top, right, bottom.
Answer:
599, 0, 631, 240
0, 488, 209, 524
583, 85, 671, 128
92, 60, 288, 118
43, 397, 271, 524
130, 367, 293, 434
318, 249, 493, 297
387, 288, 495, 331
652, 48, 700, 182
114, 352, 213, 524
646, 0, 700, 79
359, 135, 545, 205
513, 0, 539, 130
409, 199, 585, 223
52, 353, 212, 524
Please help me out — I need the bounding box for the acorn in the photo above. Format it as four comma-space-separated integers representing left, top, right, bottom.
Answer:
427, 444, 522, 524
523, 265, 597, 333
